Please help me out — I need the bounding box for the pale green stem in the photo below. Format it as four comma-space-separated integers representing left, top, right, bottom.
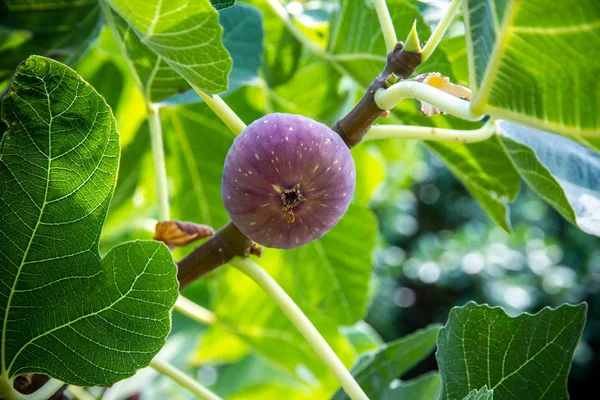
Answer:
65, 386, 95, 400
148, 105, 170, 221
192, 87, 247, 135
374, 0, 398, 53
230, 257, 369, 400
264, 0, 330, 59
374, 81, 484, 121
421, 0, 462, 61
149, 358, 222, 400
174, 295, 217, 325
12, 378, 64, 400
366, 119, 497, 143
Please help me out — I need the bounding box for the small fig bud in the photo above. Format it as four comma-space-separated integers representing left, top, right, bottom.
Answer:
222, 113, 356, 249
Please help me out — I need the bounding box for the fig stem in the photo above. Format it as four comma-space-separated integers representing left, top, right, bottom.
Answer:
177, 222, 253, 290
230, 257, 370, 400
148, 105, 170, 221
374, 0, 398, 53
174, 296, 217, 325
149, 358, 222, 400
421, 0, 462, 62
365, 119, 497, 143
192, 86, 247, 135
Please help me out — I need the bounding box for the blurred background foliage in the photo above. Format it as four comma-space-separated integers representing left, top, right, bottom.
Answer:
1, 0, 597, 398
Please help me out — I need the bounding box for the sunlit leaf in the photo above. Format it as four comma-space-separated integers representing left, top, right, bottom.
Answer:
160, 3, 265, 106
463, 0, 600, 136
437, 302, 587, 400
101, 0, 232, 99
0, 56, 178, 389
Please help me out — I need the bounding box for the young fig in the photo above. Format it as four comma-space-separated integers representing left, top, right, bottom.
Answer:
222, 113, 356, 249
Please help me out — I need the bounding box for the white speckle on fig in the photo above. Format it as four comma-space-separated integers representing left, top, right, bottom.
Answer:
222, 113, 356, 249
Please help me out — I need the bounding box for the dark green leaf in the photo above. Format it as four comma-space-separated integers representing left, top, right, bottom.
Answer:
437, 302, 587, 400
211, 0, 235, 10
332, 324, 441, 400
0, 0, 102, 84
0, 56, 178, 390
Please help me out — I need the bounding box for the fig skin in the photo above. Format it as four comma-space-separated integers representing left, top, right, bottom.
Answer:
222, 113, 356, 249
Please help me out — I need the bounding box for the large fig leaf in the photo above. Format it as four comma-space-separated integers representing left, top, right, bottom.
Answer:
0, 56, 178, 391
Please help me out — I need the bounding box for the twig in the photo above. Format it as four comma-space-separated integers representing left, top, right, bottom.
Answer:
331, 43, 422, 147
177, 222, 253, 290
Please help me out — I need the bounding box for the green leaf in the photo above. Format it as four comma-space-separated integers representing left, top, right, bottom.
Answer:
0, 56, 178, 389
332, 324, 441, 400
0, 0, 103, 84
211, 0, 235, 10
427, 137, 520, 231
437, 302, 587, 400
463, 0, 600, 136
192, 324, 250, 366
383, 372, 442, 400
498, 121, 600, 236
242, 0, 302, 88
463, 387, 494, 400
101, 0, 232, 99
160, 3, 265, 106
268, 62, 345, 125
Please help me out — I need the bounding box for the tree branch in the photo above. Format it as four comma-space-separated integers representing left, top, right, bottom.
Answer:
177, 222, 253, 290
331, 42, 422, 148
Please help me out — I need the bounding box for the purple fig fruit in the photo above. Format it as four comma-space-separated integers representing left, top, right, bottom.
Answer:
222, 113, 356, 249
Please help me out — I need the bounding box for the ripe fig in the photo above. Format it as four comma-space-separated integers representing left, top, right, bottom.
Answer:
222, 113, 356, 249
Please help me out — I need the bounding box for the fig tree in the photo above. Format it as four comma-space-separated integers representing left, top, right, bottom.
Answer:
222, 113, 356, 249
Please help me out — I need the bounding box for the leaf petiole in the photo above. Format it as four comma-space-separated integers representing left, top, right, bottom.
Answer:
10, 378, 64, 400
174, 296, 217, 326
149, 358, 222, 400
421, 0, 462, 61
374, 0, 398, 53
365, 119, 497, 143
374, 81, 484, 121
192, 87, 247, 136
148, 105, 170, 221
230, 257, 369, 400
